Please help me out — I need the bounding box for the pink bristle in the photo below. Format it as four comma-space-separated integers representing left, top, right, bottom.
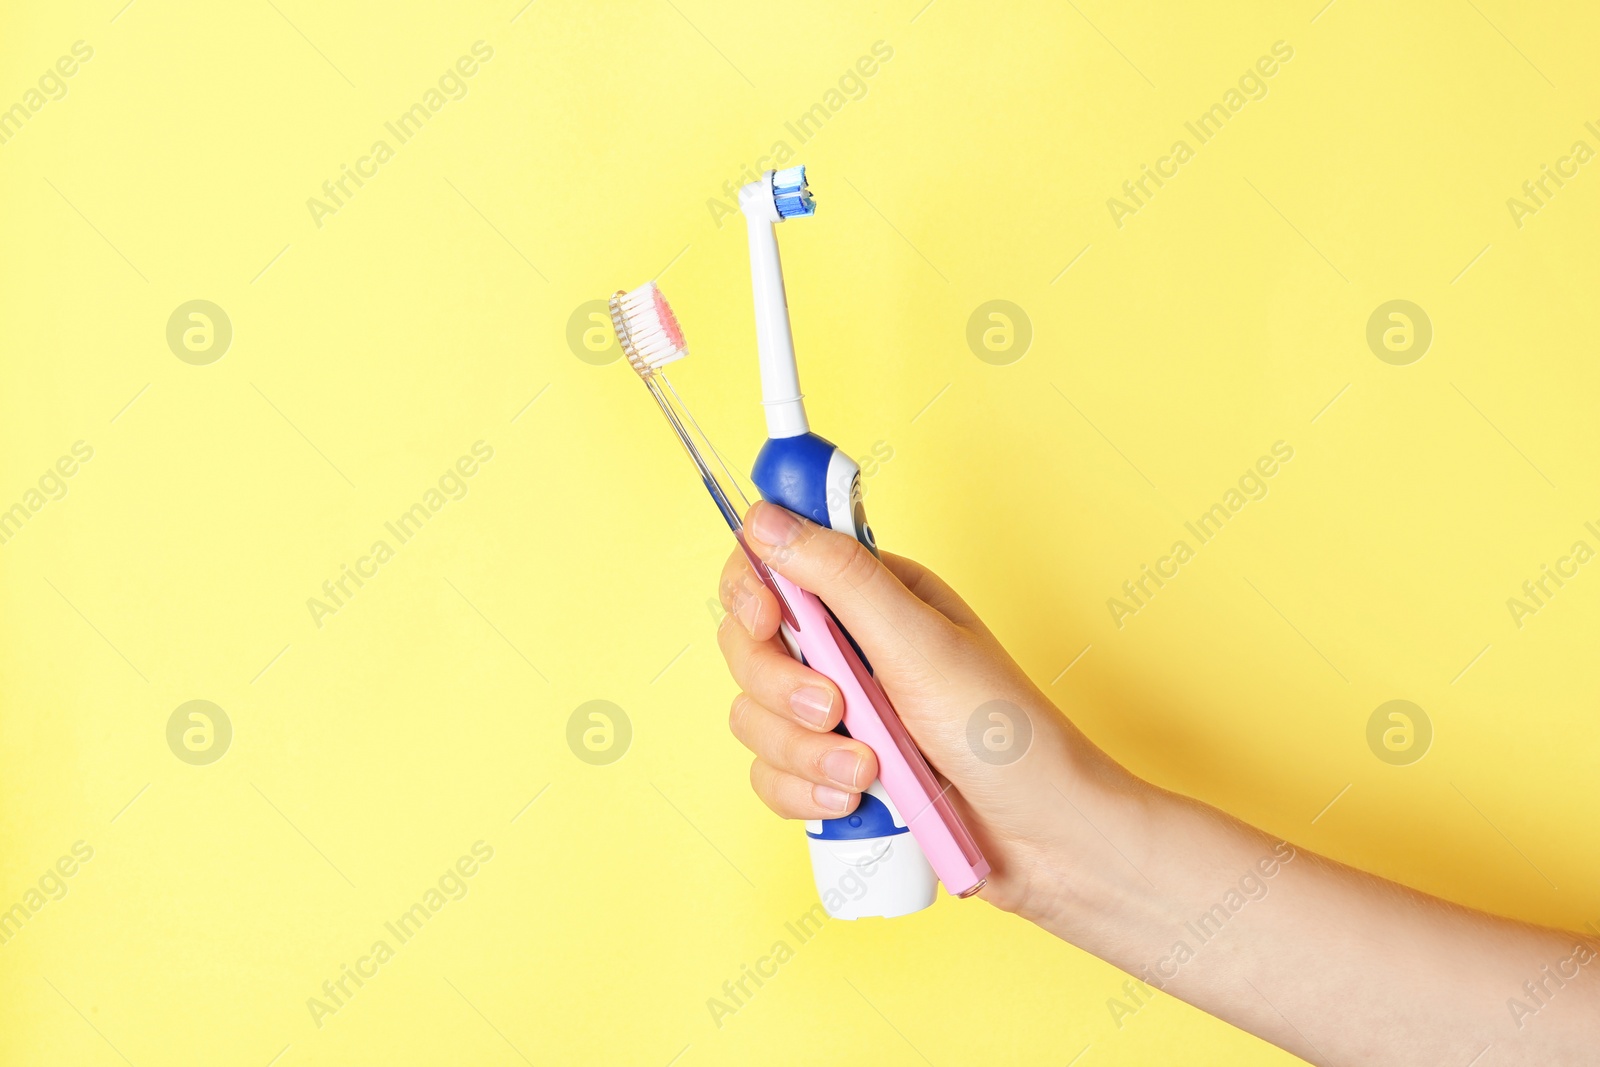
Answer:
653, 287, 685, 349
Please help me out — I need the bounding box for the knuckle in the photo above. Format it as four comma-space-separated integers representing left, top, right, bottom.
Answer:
750, 761, 801, 818
778, 726, 815, 776
742, 647, 777, 698
840, 539, 882, 589
769, 795, 805, 820
728, 694, 752, 738
716, 614, 739, 662
820, 536, 878, 591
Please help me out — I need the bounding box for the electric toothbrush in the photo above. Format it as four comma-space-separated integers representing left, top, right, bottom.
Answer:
738, 166, 966, 918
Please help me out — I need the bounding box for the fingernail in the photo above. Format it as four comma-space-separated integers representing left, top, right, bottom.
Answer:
749, 503, 801, 548
822, 749, 863, 790
813, 784, 851, 814
790, 686, 834, 727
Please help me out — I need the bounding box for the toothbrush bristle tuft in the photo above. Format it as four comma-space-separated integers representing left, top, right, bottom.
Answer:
772, 165, 815, 219
653, 286, 686, 350
609, 282, 688, 377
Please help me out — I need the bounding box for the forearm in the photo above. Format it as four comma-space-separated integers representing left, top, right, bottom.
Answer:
713, 516, 1598, 1061
1025, 760, 1600, 1065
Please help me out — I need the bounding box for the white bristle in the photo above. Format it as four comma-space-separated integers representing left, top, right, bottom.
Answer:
609, 282, 688, 378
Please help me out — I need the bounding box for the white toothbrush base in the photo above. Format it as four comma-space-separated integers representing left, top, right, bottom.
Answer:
805, 833, 939, 920
804, 782, 939, 919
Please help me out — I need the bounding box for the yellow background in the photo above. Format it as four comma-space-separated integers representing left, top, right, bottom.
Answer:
3, 0, 1598, 1063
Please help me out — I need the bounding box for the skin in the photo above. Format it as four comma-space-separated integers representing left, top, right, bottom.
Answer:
716, 501, 1600, 1066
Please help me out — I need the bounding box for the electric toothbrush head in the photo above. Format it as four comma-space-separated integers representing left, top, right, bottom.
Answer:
737, 164, 814, 221
771, 165, 815, 219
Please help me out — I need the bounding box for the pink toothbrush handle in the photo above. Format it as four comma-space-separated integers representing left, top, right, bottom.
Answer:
770, 571, 990, 897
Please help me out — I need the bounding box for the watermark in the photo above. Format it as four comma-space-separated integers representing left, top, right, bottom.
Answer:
567, 300, 620, 366
567, 700, 631, 765
1506, 523, 1600, 629
704, 41, 895, 228
1107, 41, 1295, 229
1506, 122, 1600, 230
1506, 942, 1597, 1030
823, 438, 895, 521
1112, 841, 1297, 1026
1365, 300, 1431, 366
966, 301, 1032, 365
0, 40, 94, 148
306, 840, 494, 1029
855, 440, 894, 490
167, 300, 233, 365
1108, 441, 1295, 628
306, 42, 494, 229
0, 841, 94, 948
1365, 700, 1431, 766
167, 700, 232, 765
306, 441, 494, 629
966, 699, 1032, 765
0, 440, 94, 548
706, 840, 890, 1028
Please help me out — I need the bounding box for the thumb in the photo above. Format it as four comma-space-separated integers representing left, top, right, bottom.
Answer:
743, 502, 959, 684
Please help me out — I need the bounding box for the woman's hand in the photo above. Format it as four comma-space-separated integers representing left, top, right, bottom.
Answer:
714, 501, 1136, 921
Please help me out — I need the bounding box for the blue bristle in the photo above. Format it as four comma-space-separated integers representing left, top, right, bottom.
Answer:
772, 165, 815, 218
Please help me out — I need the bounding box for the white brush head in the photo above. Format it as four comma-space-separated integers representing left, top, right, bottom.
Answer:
609, 282, 688, 378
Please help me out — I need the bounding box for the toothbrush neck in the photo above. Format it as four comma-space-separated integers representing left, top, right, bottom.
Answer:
746, 216, 810, 439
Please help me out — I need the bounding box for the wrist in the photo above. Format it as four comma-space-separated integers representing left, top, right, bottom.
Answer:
1016, 756, 1169, 939
1018, 749, 1295, 990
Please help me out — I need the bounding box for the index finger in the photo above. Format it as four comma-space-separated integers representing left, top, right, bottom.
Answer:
718, 545, 781, 641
